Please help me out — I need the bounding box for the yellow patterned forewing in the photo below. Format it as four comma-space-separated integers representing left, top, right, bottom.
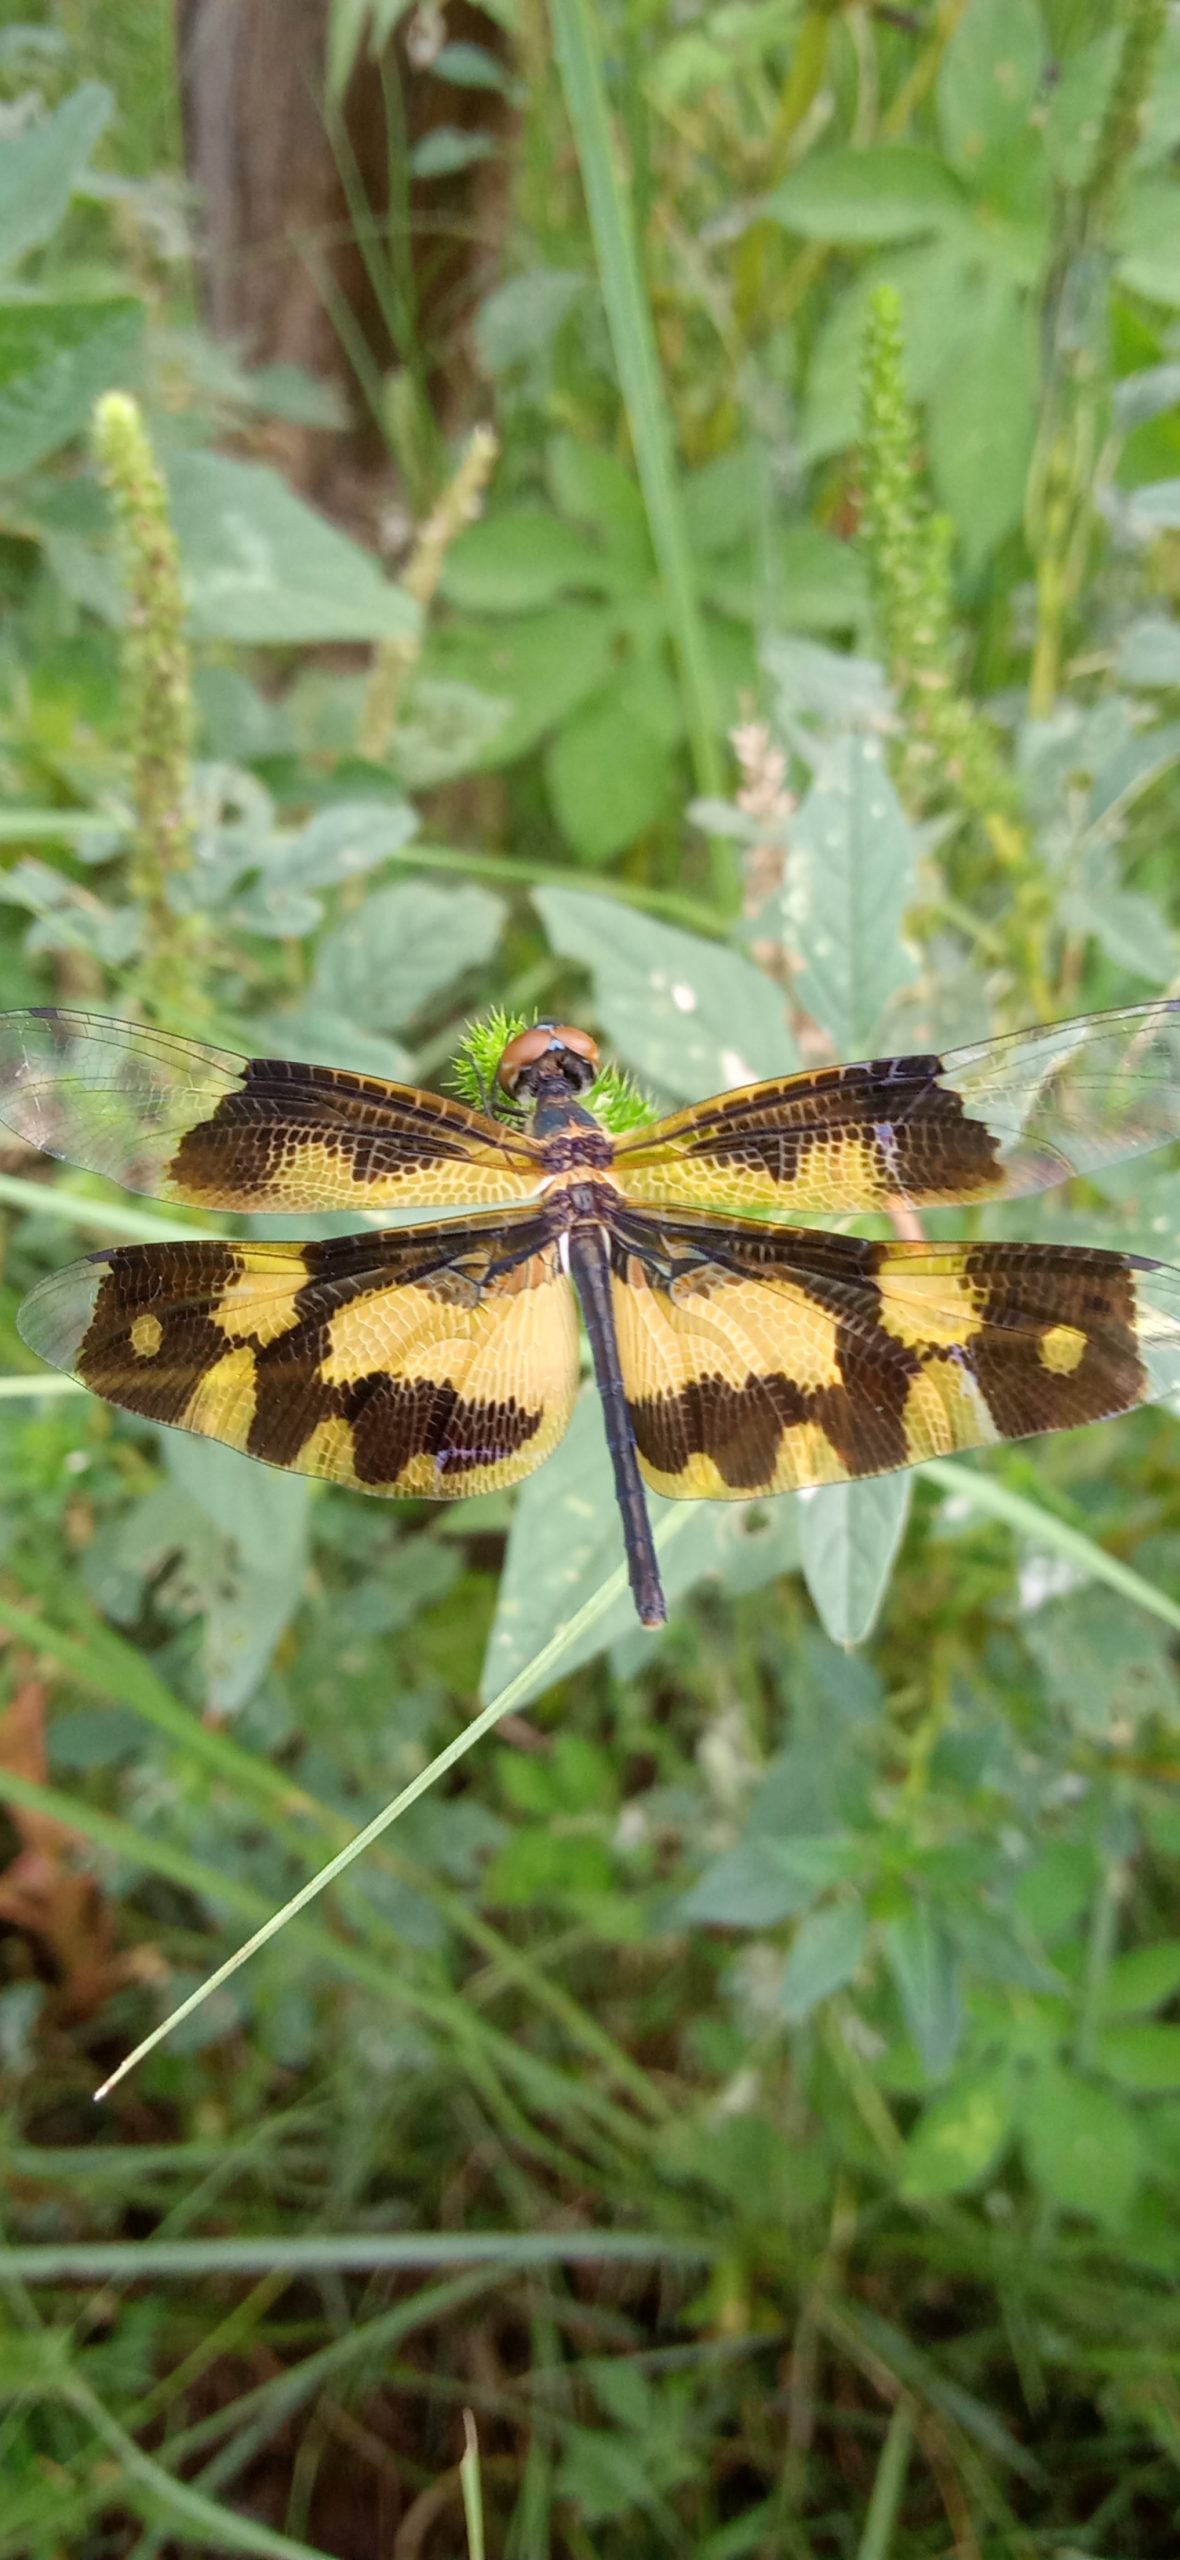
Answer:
0, 1011, 544, 1213
614, 1001, 1180, 1218
20, 1212, 579, 1498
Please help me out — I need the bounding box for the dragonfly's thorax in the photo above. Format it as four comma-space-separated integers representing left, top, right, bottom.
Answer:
528, 1072, 614, 1159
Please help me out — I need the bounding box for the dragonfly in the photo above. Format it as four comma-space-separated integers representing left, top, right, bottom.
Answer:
2, 1001, 1180, 1630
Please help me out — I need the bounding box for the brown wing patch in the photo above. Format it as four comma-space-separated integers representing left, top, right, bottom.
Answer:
19, 1213, 579, 1499
0, 1010, 544, 1212
614, 999, 1180, 1217
607, 1206, 1180, 1497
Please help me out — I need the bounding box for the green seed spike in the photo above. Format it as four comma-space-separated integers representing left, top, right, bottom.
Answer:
449, 1008, 532, 1115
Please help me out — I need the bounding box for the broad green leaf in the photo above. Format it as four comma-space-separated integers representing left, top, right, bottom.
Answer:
1120, 479, 1180, 535
1095, 2025, 1180, 2093
928, 277, 1037, 567
783, 730, 918, 1054
0, 297, 142, 479
884, 1904, 964, 2079
767, 146, 966, 245
425, 602, 617, 764
1101, 1940, 1180, 2020
410, 127, 495, 179
1059, 884, 1175, 985
442, 507, 618, 611
1086, 718, 1180, 826
544, 683, 674, 861
899, 2067, 1014, 2198
0, 82, 111, 274
1044, 30, 1121, 186
1116, 180, 1180, 310
1020, 2064, 1142, 2224
1025, 1587, 1180, 1733
800, 242, 977, 463
937, 0, 1045, 173
535, 886, 797, 1097
276, 798, 419, 890
166, 451, 418, 644
678, 1840, 828, 1929
266, 1008, 412, 1083
395, 677, 510, 785
779, 1899, 867, 2020
703, 524, 869, 635
547, 432, 651, 578
1116, 615, 1180, 687
474, 267, 585, 376
798, 1476, 912, 1649
480, 1392, 799, 1704
311, 879, 505, 1032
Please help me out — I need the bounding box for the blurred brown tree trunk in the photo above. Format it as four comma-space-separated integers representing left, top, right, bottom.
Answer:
175, 0, 508, 507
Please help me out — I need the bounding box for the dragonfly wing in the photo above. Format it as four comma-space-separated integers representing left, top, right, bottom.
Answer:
20, 1209, 579, 1498
0, 1009, 545, 1212
613, 1000, 1180, 1216
607, 1204, 1180, 1496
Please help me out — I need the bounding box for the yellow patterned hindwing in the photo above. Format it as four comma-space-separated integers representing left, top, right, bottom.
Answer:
19, 1213, 580, 1498
0, 1010, 545, 1213
608, 1208, 1180, 1497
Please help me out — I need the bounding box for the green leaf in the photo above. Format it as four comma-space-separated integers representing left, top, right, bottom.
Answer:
275, 797, 419, 891
0, 297, 142, 479
899, 2067, 1014, 2198
311, 879, 505, 1032
1020, 2064, 1142, 2224
166, 451, 418, 644
0, 82, 111, 274
928, 276, 1036, 568
474, 267, 585, 377
798, 1476, 911, 1649
1059, 884, 1176, 985
937, 0, 1045, 174
1116, 180, 1180, 310
410, 127, 495, 178
1044, 30, 1121, 187
784, 730, 918, 1054
547, 432, 651, 578
1101, 1940, 1180, 2021
442, 507, 618, 611
884, 1905, 964, 2079
426, 602, 617, 764
163, 1439, 311, 1716
779, 1899, 867, 2020
1116, 615, 1180, 688
534, 886, 797, 1097
1095, 2024, 1180, 2093
800, 242, 977, 464
679, 1838, 839, 1930
767, 146, 966, 245
1025, 1586, 1180, 1734
544, 684, 674, 861
1120, 478, 1180, 535
480, 1392, 798, 1704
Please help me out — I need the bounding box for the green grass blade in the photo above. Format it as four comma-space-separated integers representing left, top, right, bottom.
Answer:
0, 2230, 715, 2281
923, 1459, 1180, 1637
548, 0, 729, 890
94, 1509, 697, 2095
461, 2411, 486, 2560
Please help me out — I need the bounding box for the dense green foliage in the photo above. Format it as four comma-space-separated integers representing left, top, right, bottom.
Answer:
1, 0, 1180, 2550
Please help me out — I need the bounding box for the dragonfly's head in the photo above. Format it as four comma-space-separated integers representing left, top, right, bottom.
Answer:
497, 1021, 600, 1103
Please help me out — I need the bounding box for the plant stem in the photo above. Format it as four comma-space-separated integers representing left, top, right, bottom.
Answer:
360, 425, 499, 761
549, 0, 731, 902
